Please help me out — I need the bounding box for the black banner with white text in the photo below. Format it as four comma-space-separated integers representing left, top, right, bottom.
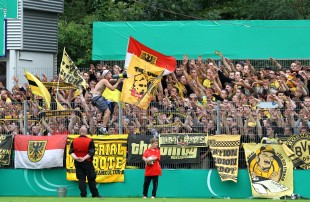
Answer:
127, 135, 199, 164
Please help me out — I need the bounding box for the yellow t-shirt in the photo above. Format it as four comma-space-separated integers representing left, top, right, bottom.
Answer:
203, 79, 211, 88
286, 75, 295, 88
174, 82, 186, 98
6, 98, 11, 103
269, 80, 280, 90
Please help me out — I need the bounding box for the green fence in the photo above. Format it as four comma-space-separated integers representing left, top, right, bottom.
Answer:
93, 20, 310, 61
0, 169, 309, 198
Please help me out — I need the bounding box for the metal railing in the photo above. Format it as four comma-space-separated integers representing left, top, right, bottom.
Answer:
5, 57, 310, 169
0, 99, 306, 169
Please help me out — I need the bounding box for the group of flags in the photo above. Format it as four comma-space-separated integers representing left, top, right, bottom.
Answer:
24, 48, 86, 111
24, 36, 176, 111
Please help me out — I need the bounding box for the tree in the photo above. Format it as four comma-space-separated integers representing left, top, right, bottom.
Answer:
57, 0, 97, 68
58, 0, 310, 68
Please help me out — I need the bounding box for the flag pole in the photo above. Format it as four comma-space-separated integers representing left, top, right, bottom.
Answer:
55, 73, 61, 101
55, 48, 65, 101
138, 67, 165, 103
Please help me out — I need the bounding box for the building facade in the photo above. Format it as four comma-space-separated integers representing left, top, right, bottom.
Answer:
1, 0, 63, 92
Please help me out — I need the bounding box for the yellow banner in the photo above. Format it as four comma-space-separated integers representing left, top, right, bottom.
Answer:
121, 55, 164, 110
209, 135, 241, 182
66, 134, 128, 183
243, 143, 293, 198
60, 49, 87, 89
42, 82, 76, 90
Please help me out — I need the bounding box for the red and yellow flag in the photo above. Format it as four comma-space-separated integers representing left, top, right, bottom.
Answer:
125, 36, 176, 75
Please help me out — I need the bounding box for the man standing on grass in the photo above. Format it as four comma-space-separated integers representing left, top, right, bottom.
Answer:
142, 138, 162, 199
69, 126, 101, 198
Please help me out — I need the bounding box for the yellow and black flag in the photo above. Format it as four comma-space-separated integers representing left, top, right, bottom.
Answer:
60, 48, 87, 89
282, 134, 310, 169
25, 71, 64, 110
121, 55, 164, 110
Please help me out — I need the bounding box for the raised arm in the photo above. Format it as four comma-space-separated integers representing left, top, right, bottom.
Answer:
41, 117, 53, 134
215, 51, 232, 72
270, 57, 282, 70
102, 79, 122, 91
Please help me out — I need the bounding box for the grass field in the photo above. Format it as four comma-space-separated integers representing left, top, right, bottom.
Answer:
0, 197, 309, 202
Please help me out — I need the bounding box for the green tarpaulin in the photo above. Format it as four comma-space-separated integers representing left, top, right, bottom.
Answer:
93, 20, 310, 60
0, 0, 18, 18
0, 9, 4, 56
0, 0, 18, 56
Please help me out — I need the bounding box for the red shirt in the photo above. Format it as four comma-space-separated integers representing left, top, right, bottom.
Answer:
70, 136, 93, 162
143, 147, 162, 176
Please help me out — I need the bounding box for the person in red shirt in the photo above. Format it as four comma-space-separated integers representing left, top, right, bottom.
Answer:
69, 126, 101, 198
142, 138, 162, 199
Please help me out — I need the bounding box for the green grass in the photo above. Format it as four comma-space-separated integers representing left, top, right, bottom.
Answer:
0, 198, 309, 202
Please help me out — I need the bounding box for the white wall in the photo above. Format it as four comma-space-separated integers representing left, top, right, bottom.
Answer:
6, 50, 55, 92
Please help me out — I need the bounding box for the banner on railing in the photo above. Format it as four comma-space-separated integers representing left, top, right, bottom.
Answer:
0, 134, 13, 165
243, 143, 293, 198
0, 116, 37, 123
14, 135, 67, 169
42, 82, 76, 90
159, 133, 208, 147
127, 135, 199, 164
37, 110, 83, 120
282, 134, 310, 169
66, 134, 128, 183
209, 135, 241, 182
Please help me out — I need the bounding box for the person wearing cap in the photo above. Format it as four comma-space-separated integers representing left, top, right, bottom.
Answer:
91, 70, 123, 134
69, 126, 101, 198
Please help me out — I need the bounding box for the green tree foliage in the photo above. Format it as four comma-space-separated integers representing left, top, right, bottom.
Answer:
58, 0, 97, 68
237, 0, 310, 20
58, 0, 310, 68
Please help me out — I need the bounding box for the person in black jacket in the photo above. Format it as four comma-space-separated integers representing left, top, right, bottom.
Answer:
69, 126, 101, 198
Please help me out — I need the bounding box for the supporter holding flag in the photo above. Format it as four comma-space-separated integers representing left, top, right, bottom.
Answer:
121, 55, 164, 110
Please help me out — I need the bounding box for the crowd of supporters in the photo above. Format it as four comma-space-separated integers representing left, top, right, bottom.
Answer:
0, 52, 309, 168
